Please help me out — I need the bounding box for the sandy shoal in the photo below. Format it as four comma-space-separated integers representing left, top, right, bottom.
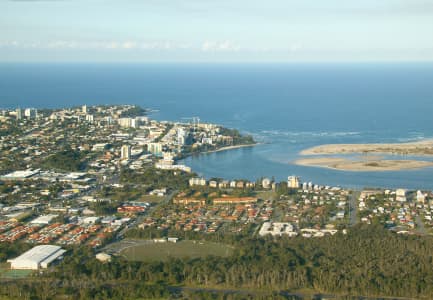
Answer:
300, 140, 433, 156
294, 157, 433, 172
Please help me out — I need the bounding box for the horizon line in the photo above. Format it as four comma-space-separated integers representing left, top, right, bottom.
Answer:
1, 60, 433, 65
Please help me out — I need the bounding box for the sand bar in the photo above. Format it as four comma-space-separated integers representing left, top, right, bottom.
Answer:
301, 140, 433, 156
295, 157, 433, 171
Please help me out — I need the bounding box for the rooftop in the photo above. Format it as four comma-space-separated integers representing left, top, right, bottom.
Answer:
8, 245, 66, 269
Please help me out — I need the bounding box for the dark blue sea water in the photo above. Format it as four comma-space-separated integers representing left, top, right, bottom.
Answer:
1, 62, 433, 189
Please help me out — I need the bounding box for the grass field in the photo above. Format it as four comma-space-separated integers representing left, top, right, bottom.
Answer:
107, 188, 167, 204
256, 190, 277, 201
122, 240, 234, 261
0, 269, 33, 279
139, 195, 166, 204
0, 262, 33, 279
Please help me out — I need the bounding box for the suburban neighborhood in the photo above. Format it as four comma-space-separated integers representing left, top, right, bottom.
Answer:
0, 105, 432, 291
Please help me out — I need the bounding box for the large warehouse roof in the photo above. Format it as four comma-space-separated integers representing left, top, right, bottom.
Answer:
30, 214, 58, 225
7, 245, 66, 270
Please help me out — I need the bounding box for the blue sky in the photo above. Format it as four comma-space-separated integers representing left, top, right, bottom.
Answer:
1, 0, 433, 62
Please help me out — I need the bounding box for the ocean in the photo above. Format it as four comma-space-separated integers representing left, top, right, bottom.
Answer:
1, 62, 433, 190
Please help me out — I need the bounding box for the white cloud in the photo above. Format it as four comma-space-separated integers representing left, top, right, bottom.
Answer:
121, 41, 137, 49
0, 40, 20, 47
46, 40, 79, 49
0, 39, 305, 56
0, 40, 192, 51
201, 40, 241, 52
105, 42, 119, 49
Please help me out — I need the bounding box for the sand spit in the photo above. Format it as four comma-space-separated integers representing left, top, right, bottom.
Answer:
300, 140, 433, 156
295, 157, 433, 172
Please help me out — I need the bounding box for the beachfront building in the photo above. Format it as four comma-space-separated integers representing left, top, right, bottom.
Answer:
24, 108, 37, 119
118, 117, 137, 128
288, 176, 300, 188
396, 189, 407, 202
218, 181, 229, 188
262, 178, 271, 189
16, 108, 23, 120
189, 177, 206, 186
417, 190, 427, 203
209, 180, 218, 188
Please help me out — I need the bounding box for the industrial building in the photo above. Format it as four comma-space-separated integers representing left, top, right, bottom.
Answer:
0, 169, 40, 181
30, 214, 58, 225
7, 245, 66, 270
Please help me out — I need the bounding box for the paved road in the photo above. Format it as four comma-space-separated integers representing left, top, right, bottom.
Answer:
415, 215, 427, 235
349, 191, 360, 226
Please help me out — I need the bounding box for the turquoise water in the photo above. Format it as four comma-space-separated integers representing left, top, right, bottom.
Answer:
1, 63, 433, 189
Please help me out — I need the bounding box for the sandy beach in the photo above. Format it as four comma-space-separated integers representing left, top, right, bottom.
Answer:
300, 140, 433, 156
294, 157, 433, 171
202, 143, 257, 154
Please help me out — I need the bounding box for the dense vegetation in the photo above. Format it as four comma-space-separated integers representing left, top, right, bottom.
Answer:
218, 128, 255, 145
0, 242, 32, 262
41, 148, 88, 172
1, 225, 432, 299
120, 167, 194, 190
119, 106, 147, 118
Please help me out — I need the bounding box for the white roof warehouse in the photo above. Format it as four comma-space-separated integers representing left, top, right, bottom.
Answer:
7, 245, 66, 270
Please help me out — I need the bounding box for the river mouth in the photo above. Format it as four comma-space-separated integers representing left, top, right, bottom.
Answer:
180, 136, 433, 190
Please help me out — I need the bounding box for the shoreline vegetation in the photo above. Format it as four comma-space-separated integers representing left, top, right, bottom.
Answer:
176, 126, 257, 159
297, 140, 433, 171
177, 143, 257, 161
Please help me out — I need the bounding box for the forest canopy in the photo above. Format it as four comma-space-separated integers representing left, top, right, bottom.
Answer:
1, 225, 432, 299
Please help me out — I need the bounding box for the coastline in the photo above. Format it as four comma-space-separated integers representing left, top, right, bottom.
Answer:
176, 143, 258, 162
200, 143, 258, 155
